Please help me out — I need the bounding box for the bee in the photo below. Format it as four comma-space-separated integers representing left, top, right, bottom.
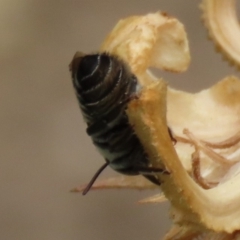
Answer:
70, 52, 169, 195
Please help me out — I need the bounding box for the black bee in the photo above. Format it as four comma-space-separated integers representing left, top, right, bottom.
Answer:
70, 52, 168, 195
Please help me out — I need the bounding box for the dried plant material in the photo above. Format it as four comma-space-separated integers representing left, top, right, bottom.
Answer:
76, 7, 240, 239
138, 193, 167, 204
127, 77, 240, 234
72, 175, 157, 193
163, 225, 200, 240
183, 129, 235, 167
101, 10, 240, 237
201, 0, 240, 67
163, 225, 240, 240
101, 11, 190, 83
190, 148, 216, 189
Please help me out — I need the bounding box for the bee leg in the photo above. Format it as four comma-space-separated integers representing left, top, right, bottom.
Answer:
168, 127, 177, 145
137, 166, 169, 175
118, 92, 139, 107
144, 175, 161, 185
137, 166, 170, 185
128, 92, 139, 101
82, 161, 109, 195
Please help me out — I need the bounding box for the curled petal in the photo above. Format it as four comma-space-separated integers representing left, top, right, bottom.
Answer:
201, 0, 240, 68
101, 12, 190, 80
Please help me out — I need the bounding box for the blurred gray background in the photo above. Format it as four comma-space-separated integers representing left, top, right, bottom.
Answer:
1, 0, 239, 240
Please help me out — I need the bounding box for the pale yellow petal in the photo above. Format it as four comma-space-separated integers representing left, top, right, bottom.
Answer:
201, 0, 240, 68
138, 193, 167, 204
101, 11, 190, 80
127, 78, 240, 233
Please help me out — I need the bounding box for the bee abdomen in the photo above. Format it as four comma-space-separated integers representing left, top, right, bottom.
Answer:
71, 52, 153, 174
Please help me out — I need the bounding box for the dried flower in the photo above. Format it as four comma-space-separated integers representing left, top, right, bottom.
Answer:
75, 2, 240, 239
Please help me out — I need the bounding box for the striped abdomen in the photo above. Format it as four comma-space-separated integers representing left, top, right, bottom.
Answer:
70, 52, 162, 189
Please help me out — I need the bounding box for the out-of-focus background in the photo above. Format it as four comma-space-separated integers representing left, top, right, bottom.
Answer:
1, 0, 239, 240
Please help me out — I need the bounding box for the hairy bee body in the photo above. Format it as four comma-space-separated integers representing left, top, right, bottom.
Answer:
70, 52, 162, 192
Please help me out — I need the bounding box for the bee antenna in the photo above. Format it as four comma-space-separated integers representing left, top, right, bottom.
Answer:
82, 162, 109, 195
